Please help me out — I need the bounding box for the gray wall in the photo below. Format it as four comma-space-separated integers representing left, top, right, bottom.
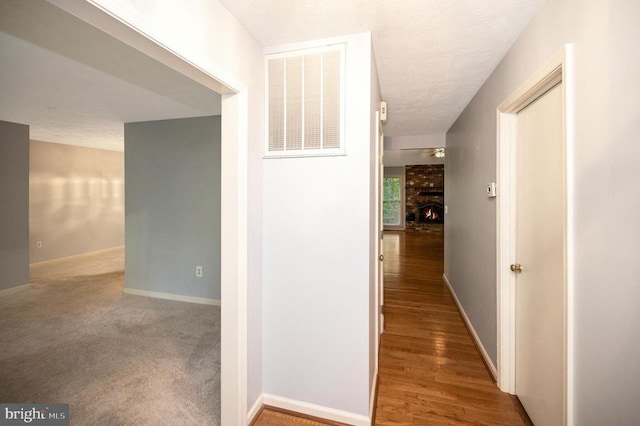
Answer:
125, 116, 221, 300
30, 140, 124, 263
445, 0, 640, 424
0, 120, 29, 290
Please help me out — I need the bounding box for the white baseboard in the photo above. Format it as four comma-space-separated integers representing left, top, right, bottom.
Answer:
442, 274, 497, 379
369, 368, 378, 420
262, 394, 370, 426
248, 394, 264, 424
123, 288, 220, 306
0, 283, 30, 295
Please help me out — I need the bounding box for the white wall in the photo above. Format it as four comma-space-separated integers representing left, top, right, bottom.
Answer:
262, 33, 375, 419
384, 134, 445, 150
47, 0, 266, 419
445, 0, 640, 423
30, 141, 124, 263
369, 45, 382, 405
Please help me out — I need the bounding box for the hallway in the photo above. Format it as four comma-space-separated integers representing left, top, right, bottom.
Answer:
252, 231, 527, 425
374, 231, 525, 425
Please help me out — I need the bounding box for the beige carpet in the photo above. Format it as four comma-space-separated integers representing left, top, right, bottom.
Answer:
0, 247, 220, 425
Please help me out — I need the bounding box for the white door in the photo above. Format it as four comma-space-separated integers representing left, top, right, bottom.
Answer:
514, 83, 565, 425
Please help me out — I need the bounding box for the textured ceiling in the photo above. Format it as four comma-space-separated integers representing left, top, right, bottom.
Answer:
0, 0, 220, 152
219, 0, 545, 136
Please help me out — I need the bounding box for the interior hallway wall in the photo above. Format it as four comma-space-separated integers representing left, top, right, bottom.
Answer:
30, 140, 124, 263
444, 0, 640, 423
125, 116, 221, 301
262, 33, 376, 419
0, 120, 29, 290
369, 44, 382, 400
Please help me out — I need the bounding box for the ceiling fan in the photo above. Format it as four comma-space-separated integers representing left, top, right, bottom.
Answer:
394, 147, 446, 159
428, 148, 445, 158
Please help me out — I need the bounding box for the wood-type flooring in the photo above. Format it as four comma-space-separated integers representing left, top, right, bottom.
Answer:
374, 231, 524, 425
253, 231, 525, 425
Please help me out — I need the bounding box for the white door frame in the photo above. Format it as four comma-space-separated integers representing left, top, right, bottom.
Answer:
496, 45, 574, 424
45, 2, 250, 424
375, 111, 385, 339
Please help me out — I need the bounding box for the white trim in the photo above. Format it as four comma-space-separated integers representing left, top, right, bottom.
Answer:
564, 44, 575, 426
237, 91, 250, 426
496, 110, 518, 392
48, 0, 237, 94
0, 283, 30, 295
43, 4, 250, 425
374, 111, 381, 370
369, 368, 379, 421
122, 288, 220, 306
443, 274, 497, 379
373, 110, 384, 346
262, 394, 371, 426
221, 91, 250, 426
248, 394, 264, 424
378, 117, 386, 335
496, 45, 572, 424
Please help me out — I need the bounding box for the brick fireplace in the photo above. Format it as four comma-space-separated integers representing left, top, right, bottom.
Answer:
405, 164, 444, 233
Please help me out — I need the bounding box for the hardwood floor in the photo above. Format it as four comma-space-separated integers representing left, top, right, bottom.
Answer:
253, 231, 524, 425
375, 231, 524, 425
253, 406, 348, 425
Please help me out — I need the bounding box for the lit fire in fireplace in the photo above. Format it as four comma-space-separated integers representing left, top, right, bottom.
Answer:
425, 208, 439, 221
417, 202, 444, 224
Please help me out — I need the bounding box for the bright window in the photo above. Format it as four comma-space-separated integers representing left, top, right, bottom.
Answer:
383, 177, 402, 226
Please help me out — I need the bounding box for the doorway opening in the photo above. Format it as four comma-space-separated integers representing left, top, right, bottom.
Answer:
0, 1, 240, 424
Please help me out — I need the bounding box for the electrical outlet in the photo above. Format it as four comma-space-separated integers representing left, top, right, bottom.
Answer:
196, 266, 203, 278
36, 241, 42, 249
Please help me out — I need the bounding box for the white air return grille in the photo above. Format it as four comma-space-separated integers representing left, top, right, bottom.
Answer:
265, 44, 345, 157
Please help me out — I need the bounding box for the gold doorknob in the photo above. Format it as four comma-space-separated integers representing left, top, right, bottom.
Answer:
510, 263, 523, 273
379, 254, 384, 262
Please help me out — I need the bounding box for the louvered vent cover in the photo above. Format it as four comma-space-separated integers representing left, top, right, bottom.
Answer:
266, 44, 345, 157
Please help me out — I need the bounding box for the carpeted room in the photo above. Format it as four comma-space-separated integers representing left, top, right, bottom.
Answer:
0, 116, 222, 424
0, 248, 220, 425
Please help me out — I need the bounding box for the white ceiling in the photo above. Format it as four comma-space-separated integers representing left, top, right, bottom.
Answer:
0, 1, 220, 152
219, 0, 545, 136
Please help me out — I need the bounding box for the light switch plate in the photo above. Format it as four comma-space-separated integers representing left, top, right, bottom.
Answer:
487, 182, 497, 198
